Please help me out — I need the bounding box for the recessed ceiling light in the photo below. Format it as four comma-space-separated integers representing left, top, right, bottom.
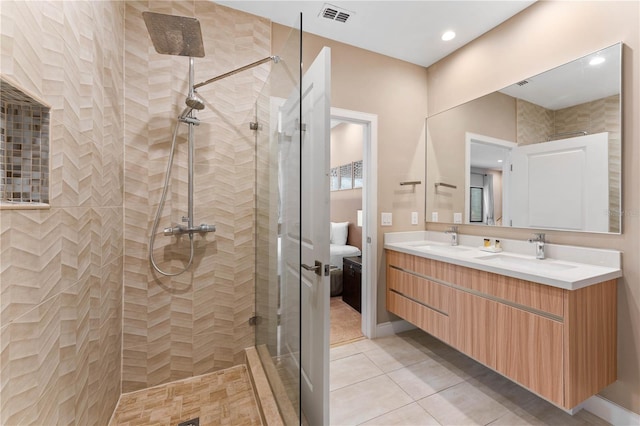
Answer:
441, 31, 456, 41
498, 160, 503, 163
589, 56, 605, 66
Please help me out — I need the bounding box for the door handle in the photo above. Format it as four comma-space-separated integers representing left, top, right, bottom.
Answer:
301, 260, 322, 276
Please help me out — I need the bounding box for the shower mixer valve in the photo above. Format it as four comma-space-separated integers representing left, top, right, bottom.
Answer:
163, 223, 216, 236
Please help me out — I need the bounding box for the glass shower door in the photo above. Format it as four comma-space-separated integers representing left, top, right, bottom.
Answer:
254, 15, 302, 425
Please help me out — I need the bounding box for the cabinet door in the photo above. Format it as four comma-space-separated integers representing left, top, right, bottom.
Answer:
450, 290, 497, 369
496, 304, 564, 406
343, 258, 361, 312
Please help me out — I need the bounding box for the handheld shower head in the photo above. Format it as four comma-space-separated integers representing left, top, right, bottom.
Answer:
185, 92, 205, 110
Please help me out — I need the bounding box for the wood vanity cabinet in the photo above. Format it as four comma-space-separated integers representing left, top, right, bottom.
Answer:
385, 249, 617, 410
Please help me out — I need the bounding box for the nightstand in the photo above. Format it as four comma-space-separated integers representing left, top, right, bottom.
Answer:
342, 256, 362, 312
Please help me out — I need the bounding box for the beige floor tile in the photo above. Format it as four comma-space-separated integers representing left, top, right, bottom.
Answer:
418, 380, 511, 426
351, 337, 381, 353
362, 336, 430, 373
489, 405, 612, 426
330, 353, 384, 391
330, 340, 363, 362
360, 402, 441, 426
487, 409, 547, 425
330, 375, 413, 426
387, 357, 467, 400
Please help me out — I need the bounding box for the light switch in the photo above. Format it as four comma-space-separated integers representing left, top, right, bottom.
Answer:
381, 212, 393, 226
431, 212, 438, 222
411, 212, 418, 225
454, 212, 462, 224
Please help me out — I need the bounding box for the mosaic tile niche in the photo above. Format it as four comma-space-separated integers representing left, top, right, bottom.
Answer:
0, 78, 50, 203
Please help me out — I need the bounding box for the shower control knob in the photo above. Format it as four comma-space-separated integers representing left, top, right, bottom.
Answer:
198, 224, 216, 233
163, 225, 181, 236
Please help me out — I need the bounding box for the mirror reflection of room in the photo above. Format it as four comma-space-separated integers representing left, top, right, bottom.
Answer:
426, 43, 621, 233
329, 120, 364, 346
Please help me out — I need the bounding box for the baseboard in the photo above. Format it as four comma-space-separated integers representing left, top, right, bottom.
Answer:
375, 319, 416, 337
582, 395, 640, 426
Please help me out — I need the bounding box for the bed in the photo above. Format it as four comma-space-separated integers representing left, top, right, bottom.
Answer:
277, 223, 361, 296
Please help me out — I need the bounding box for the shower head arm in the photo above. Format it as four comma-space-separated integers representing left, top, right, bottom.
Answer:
193, 56, 279, 90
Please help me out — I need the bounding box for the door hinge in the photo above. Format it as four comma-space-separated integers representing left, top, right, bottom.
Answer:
510, 164, 513, 171
249, 122, 262, 131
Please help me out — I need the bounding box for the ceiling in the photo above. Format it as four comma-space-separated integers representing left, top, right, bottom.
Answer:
217, 1, 536, 67
499, 43, 621, 110
470, 142, 510, 170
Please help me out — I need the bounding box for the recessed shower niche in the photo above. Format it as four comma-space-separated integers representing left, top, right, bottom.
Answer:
0, 78, 50, 205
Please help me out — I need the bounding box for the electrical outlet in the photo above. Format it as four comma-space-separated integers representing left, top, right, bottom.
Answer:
454, 212, 462, 224
381, 212, 393, 226
431, 212, 438, 222
411, 212, 418, 225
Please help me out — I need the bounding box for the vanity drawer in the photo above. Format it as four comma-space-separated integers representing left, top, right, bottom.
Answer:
387, 290, 449, 342
386, 250, 415, 271
451, 265, 565, 318
387, 266, 451, 314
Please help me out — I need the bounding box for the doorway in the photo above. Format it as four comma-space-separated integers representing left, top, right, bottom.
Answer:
329, 108, 378, 345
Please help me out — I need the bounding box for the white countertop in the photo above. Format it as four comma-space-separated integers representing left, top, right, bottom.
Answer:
384, 231, 622, 291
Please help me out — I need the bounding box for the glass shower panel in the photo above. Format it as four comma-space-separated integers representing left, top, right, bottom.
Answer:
254, 15, 302, 425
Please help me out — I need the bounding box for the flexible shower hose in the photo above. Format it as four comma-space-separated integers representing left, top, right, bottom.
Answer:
148, 113, 195, 276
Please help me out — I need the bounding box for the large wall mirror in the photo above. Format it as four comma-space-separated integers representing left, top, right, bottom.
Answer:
426, 42, 622, 234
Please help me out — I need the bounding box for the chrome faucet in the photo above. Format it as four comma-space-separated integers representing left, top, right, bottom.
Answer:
528, 233, 546, 259
445, 226, 459, 246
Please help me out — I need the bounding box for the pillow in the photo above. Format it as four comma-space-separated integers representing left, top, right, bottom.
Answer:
330, 222, 349, 245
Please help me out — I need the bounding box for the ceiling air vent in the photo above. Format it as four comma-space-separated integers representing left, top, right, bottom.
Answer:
516, 80, 529, 86
320, 4, 352, 23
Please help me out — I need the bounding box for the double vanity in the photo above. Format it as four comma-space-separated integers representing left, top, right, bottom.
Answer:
384, 231, 622, 411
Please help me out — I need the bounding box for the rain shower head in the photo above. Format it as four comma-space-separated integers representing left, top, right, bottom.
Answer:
142, 11, 205, 58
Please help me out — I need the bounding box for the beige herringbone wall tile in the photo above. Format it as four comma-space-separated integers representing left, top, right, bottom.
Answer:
123, 1, 270, 393
1, 1, 125, 424
516, 98, 554, 145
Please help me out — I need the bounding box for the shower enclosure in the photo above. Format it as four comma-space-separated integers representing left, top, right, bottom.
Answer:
121, 1, 308, 405
254, 17, 304, 424
129, 4, 323, 424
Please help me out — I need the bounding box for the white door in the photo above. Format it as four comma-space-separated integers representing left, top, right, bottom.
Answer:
300, 46, 331, 426
280, 47, 331, 425
509, 132, 609, 231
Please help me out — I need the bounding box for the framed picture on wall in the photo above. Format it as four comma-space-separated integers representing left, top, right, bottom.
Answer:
330, 167, 339, 191
339, 163, 352, 190
353, 160, 363, 188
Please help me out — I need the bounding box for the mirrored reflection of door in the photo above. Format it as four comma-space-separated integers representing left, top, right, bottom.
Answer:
510, 133, 609, 231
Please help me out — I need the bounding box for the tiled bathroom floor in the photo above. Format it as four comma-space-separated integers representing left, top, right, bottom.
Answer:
329, 330, 611, 426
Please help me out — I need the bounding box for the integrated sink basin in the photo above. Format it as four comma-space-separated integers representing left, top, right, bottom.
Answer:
476, 254, 577, 272
414, 244, 473, 254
